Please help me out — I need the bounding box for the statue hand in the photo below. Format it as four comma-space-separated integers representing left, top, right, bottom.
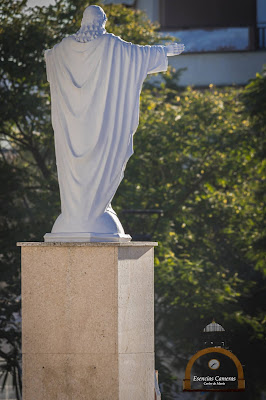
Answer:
166, 43, 185, 56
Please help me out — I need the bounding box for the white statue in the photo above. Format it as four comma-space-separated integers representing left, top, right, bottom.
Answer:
44, 5, 184, 242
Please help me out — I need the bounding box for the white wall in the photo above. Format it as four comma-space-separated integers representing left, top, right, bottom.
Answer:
161, 50, 266, 87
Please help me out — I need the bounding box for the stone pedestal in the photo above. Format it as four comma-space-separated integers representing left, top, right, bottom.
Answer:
18, 242, 157, 400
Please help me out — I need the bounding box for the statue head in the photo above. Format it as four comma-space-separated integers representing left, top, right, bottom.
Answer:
81, 5, 107, 30
75, 5, 107, 42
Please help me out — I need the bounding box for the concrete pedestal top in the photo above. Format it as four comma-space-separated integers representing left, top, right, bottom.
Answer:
17, 241, 158, 247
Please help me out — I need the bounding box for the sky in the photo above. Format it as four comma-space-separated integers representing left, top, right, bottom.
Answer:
27, 0, 55, 7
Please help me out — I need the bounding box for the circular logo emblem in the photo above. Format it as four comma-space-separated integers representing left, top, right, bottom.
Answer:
208, 359, 220, 370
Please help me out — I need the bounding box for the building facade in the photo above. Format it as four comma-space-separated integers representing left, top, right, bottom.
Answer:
103, 0, 266, 86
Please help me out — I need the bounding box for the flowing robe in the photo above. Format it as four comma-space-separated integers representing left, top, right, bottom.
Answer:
45, 33, 168, 237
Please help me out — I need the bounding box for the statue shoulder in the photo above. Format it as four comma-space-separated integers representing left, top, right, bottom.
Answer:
46, 38, 66, 55
105, 33, 120, 42
61, 35, 75, 46
107, 33, 134, 48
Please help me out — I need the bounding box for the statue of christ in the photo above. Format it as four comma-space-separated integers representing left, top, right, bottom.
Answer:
44, 5, 184, 242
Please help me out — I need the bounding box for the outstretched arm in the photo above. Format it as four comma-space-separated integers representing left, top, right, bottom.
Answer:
165, 42, 185, 56
129, 40, 185, 75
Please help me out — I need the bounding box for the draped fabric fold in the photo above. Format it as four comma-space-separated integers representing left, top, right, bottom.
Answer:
45, 33, 168, 236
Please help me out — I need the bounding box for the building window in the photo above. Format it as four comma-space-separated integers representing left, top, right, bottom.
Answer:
159, 0, 256, 30
159, 0, 258, 52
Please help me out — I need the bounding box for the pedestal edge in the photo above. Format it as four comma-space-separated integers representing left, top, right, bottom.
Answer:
17, 241, 158, 247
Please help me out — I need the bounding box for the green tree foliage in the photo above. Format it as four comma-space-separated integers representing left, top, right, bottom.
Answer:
0, 1, 265, 399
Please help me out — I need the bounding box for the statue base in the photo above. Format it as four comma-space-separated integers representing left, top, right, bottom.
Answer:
18, 241, 157, 399
44, 232, 132, 242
